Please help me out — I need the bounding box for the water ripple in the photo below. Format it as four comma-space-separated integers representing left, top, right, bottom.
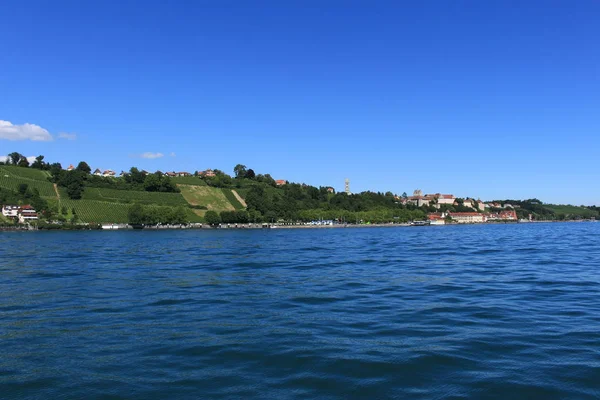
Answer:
1, 223, 600, 398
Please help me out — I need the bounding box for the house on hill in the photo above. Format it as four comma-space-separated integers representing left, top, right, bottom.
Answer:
165, 172, 177, 177
67, 164, 75, 171
275, 180, 286, 186
2, 205, 19, 219
200, 169, 216, 177
102, 170, 116, 177
18, 205, 38, 223
326, 187, 335, 193
93, 168, 102, 176
430, 194, 455, 206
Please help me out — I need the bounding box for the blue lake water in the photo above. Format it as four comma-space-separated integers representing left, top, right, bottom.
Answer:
1, 223, 600, 399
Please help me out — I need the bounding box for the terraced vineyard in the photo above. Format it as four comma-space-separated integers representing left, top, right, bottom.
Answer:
178, 184, 236, 212
0, 166, 51, 180
0, 166, 56, 198
222, 189, 245, 210
60, 198, 130, 223
171, 176, 207, 186
0, 166, 233, 224
83, 187, 188, 206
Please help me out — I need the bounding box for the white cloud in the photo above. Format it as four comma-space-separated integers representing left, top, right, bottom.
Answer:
140, 152, 164, 159
0, 120, 53, 141
58, 132, 77, 140
169, 152, 176, 157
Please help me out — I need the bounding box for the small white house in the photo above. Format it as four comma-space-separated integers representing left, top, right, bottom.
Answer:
2, 205, 19, 218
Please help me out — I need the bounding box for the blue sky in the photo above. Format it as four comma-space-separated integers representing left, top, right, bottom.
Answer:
1, 1, 599, 204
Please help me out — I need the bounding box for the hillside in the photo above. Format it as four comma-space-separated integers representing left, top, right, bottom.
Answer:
2, 163, 599, 225
0, 165, 244, 223
543, 204, 597, 219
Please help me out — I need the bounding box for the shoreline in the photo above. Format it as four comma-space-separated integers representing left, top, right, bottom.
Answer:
1, 219, 595, 232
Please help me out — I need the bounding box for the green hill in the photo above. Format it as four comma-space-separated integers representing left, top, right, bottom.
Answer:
0, 165, 56, 198
543, 204, 597, 218
0, 165, 244, 224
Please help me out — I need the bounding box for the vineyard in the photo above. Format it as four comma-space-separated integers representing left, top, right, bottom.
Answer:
178, 184, 236, 212
0, 166, 57, 198
0, 166, 51, 181
222, 189, 245, 210
171, 176, 207, 186
0, 166, 232, 224
59, 198, 130, 223
82, 187, 188, 206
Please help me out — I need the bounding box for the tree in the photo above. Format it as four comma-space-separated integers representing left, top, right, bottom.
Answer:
58, 170, 86, 199
18, 157, 30, 167
66, 182, 84, 199
126, 167, 146, 185
31, 155, 45, 169
204, 210, 221, 226
143, 172, 178, 192
76, 161, 91, 174
401, 192, 408, 199
18, 183, 29, 195
128, 204, 145, 225
233, 164, 247, 179
8, 152, 23, 165
244, 169, 256, 179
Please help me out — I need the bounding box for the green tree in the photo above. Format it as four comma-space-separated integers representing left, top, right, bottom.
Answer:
204, 210, 221, 225
233, 164, 247, 178
31, 155, 45, 169
245, 169, 256, 179
76, 161, 91, 174
18, 183, 29, 195
128, 203, 145, 225
8, 152, 23, 165
126, 167, 146, 184
66, 182, 84, 199
18, 157, 30, 167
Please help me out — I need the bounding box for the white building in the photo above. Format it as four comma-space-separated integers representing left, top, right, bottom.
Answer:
2, 205, 19, 218
448, 212, 485, 224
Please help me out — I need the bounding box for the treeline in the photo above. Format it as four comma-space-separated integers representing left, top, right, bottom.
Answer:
127, 204, 188, 225
203, 165, 279, 189
50, 166, 179, 200
201, 205, 426, 225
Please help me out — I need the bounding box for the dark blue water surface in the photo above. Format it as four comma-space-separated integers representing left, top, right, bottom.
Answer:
1, 223, 600, 399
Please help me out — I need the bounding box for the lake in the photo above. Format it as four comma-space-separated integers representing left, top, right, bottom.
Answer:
1, 223, 599, 399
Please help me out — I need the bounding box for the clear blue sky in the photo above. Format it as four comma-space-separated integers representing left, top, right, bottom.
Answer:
1, 1, 599, 204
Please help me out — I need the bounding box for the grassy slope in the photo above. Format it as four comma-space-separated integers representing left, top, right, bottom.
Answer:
544, 204, 597, 217
178, 184, 236, 216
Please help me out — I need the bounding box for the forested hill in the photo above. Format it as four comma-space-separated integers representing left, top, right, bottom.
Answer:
0, 153, 598, 225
